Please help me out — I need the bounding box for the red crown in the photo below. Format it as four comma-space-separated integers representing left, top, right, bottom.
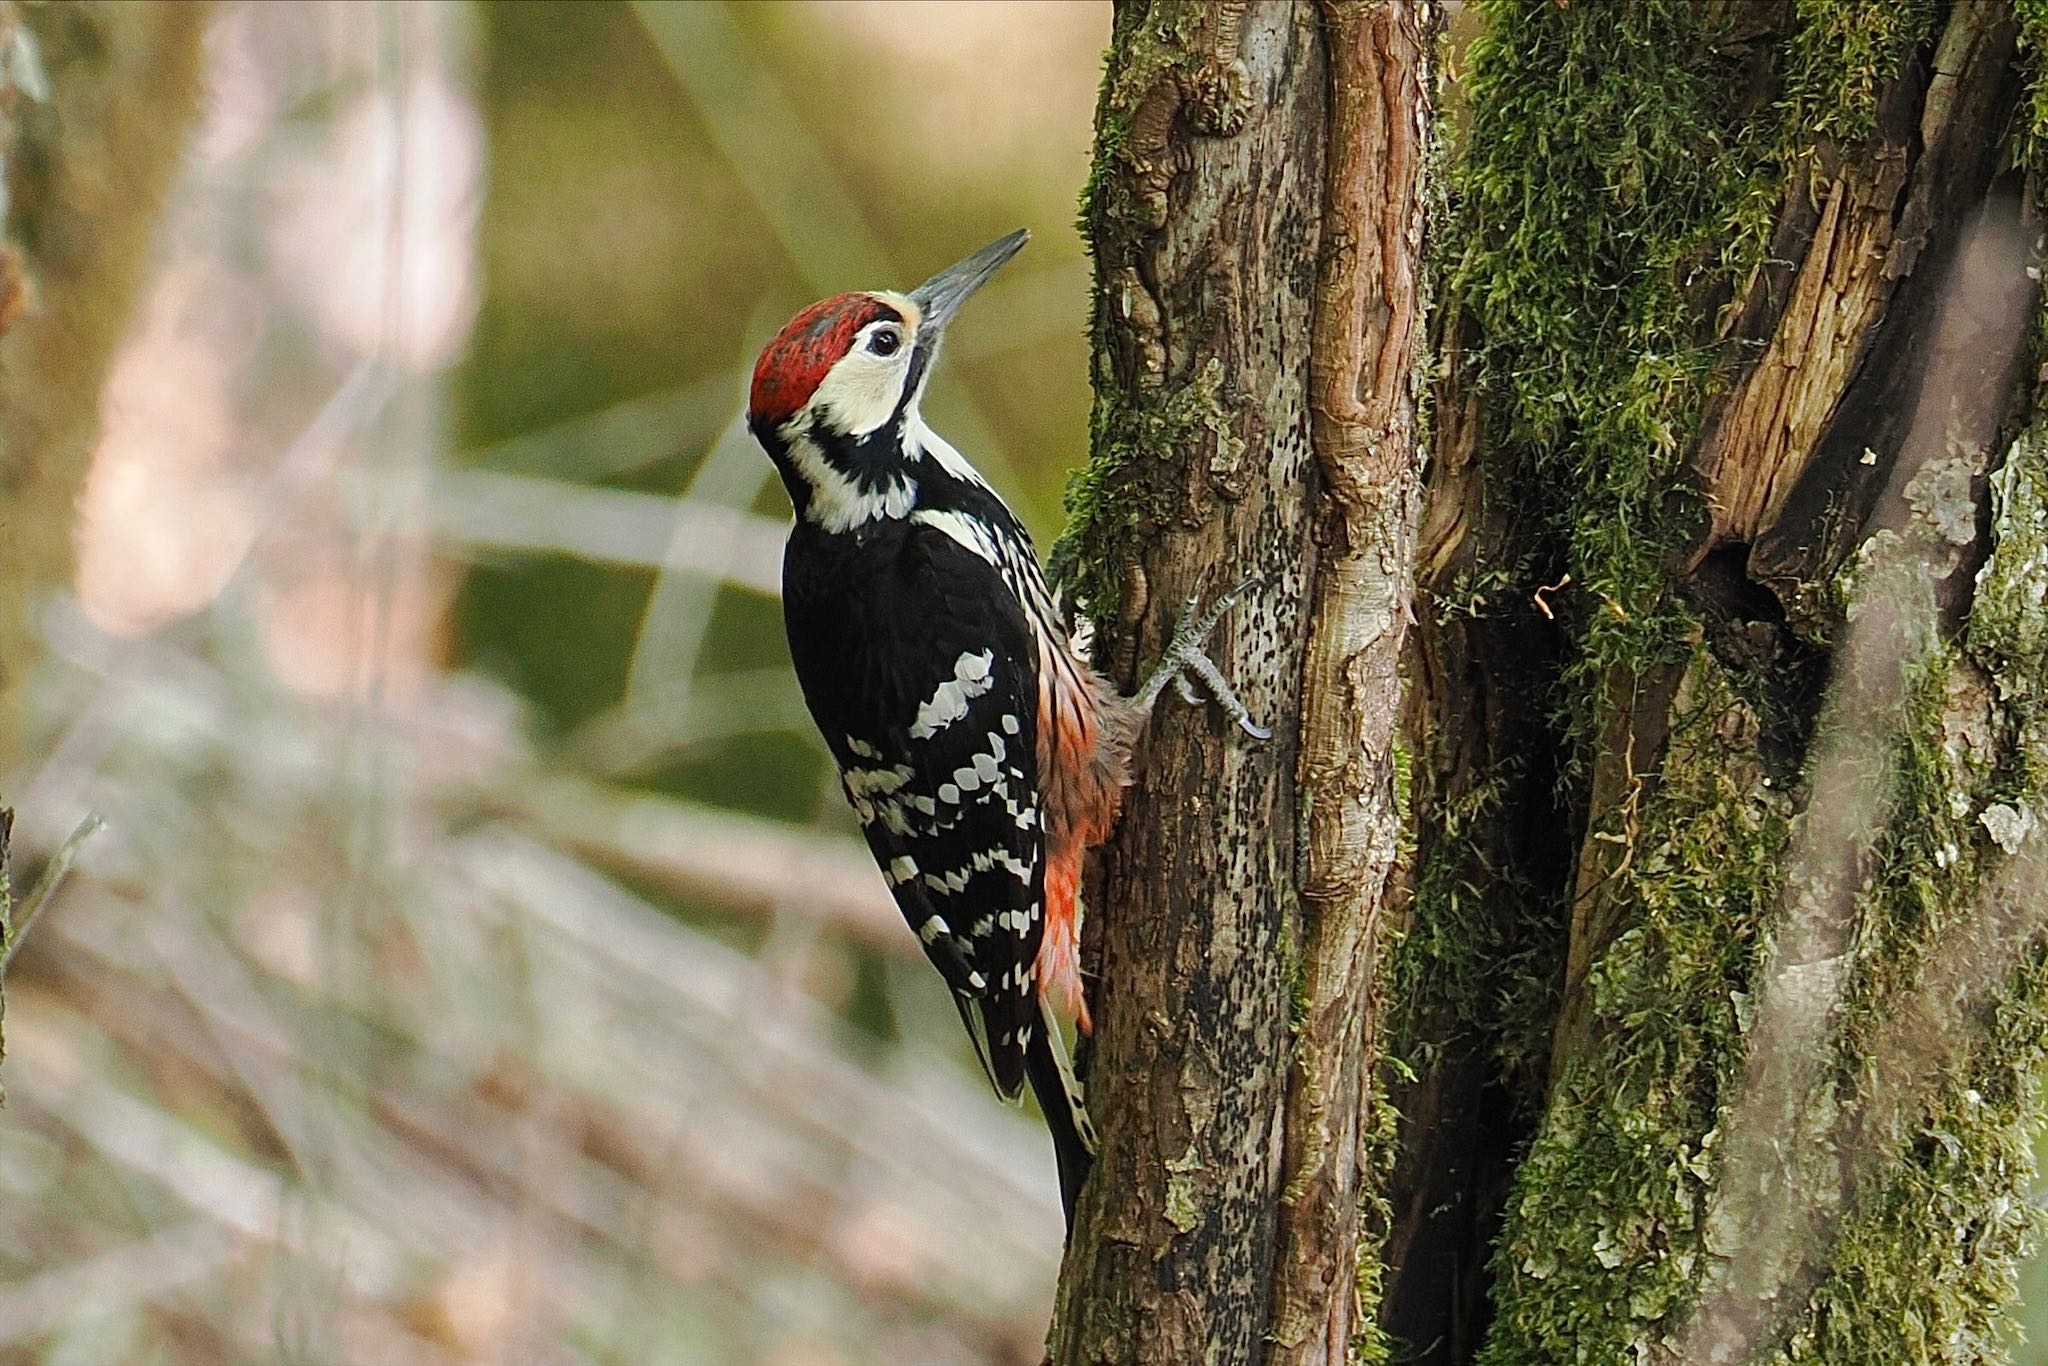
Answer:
749, 293, 898, 430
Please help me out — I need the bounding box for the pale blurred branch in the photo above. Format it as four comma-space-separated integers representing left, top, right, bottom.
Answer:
429, 468, 784, 594
0, 1221, 241, 1347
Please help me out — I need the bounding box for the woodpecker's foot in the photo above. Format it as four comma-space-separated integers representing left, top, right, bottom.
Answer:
1134, 580, 1271, 741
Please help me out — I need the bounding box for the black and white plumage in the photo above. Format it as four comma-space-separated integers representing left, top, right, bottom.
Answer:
749, 231, 1110, 1223
748, 231, 1269, 1230
783, 508, 1048, 1093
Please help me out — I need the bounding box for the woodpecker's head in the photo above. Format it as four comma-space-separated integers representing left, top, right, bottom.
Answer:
749, 229, 1027, 532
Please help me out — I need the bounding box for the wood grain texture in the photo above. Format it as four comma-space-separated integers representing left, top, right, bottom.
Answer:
1270, 3, 1431, 1360
1051, 2, 1432, 1359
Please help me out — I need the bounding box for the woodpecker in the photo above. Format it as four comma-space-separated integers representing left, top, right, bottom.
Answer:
747, 229, 1266, 1226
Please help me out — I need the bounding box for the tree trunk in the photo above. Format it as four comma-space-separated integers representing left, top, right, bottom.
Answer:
1385, 1, 2048, 1361
1050, 1, 1431, 1361
1054, 1, 2048, 1359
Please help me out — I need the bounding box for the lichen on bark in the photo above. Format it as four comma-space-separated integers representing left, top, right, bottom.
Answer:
1048, 3, 1327, 1360
1053, 3, 1434, 1361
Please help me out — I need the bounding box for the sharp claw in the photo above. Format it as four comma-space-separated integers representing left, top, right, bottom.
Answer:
1181, 646, 1270, 743
1131, 580, 1271, 741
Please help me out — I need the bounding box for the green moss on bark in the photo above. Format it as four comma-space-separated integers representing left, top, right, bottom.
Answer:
1444, 0, 1934, 721
1051, 0, 1255, 634
1052, 353, 1239, 630
1449, 0, 1772, 704
2013, 0, 2048, 172
1405, 0, 2048, 1360
1479, 652, 1789, 1359
1480, 429, 2048, 1363
1387, 767, 1562, 1095
1776, 430, 2048, 1362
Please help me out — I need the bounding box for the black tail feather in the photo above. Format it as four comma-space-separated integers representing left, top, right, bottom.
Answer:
1024, 1004, 1096, 1232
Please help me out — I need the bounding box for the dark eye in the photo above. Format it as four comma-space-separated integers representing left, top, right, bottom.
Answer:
868, 327, 901, 357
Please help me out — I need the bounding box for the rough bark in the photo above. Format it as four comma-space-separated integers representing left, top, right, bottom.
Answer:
1269, 4, 1428, 1360
1383, 1, 2048, 1361
1049, 1, 1430, 1360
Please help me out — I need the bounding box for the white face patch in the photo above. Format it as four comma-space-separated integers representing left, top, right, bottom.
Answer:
807, 316, 914, 439
776, 303, 925, 533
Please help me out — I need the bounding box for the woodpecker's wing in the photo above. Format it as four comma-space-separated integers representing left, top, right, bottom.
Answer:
783, 518, 1047, 1100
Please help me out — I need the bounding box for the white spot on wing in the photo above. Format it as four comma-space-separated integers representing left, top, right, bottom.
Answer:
910, 649, 998, 739
843, 764, 913, 798
911, 507, 1001, 566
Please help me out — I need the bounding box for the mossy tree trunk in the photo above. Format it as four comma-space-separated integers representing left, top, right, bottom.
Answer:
1385, 1, 2048, 1362
1061, 0, 2048, 1361
1050, 1, 1431, 1361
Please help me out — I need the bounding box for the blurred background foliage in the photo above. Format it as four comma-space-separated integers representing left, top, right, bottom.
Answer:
7, 1, 2048, 1362
0, 2, 1103, 1362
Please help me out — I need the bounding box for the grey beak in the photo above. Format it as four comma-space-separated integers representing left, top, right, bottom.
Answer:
908, 228, 1029, 334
